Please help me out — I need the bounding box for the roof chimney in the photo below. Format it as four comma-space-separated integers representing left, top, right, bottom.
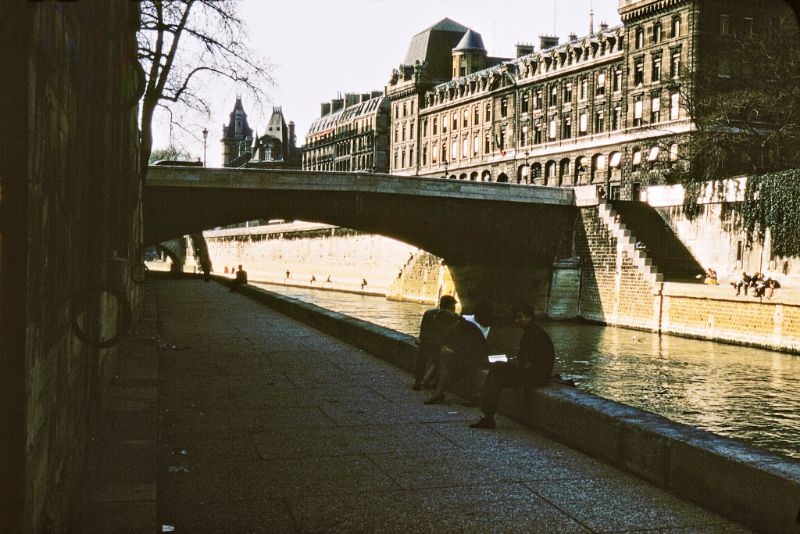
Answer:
330, 98, 344, 113
599, 21, 609, 32
321, 102, 331, 116
344, 93, 359, 108
515, 42, 534, 58
538, 35, 559, 50
568, 32, 579, 42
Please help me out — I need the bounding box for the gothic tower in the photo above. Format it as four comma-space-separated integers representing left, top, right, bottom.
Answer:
221, 97, 253, 166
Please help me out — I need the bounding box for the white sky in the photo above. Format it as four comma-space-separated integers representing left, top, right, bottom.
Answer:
151, 0, 622, 166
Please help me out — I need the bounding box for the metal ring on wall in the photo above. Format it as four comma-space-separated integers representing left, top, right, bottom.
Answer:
69, 288, 133, 348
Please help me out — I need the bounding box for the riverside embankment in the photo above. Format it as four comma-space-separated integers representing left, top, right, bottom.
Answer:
230, 278, 800, 534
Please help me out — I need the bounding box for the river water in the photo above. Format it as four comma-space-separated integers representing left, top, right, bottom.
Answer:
255, 283, 800, 460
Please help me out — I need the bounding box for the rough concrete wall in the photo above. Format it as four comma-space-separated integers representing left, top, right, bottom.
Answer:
0, 2, 141, 531
577, 208, 658, 330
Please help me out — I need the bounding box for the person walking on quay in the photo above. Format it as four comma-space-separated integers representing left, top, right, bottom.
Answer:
470, 304, 555, 430
230, 264, 248, 292
424, 301, 493, 405
413, 295, 459, 391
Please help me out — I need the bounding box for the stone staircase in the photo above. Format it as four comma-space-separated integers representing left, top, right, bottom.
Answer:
597, 200, 704, 284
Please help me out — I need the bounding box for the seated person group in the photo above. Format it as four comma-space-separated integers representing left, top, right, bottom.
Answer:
414, 296, 555, 430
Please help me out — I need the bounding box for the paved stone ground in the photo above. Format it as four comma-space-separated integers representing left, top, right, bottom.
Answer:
75, 278, 754, 533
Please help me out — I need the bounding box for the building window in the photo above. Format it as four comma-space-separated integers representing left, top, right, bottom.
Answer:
442, 113, 448, 133
474, 106, 480, 124
670, 91, 680, 120
720, 14, 731, 36
652, 56, 661, 82
579, 112, 588, 135
670, 51, 681, 78
442, 143, 448, 162
613, 69, 622, 92
534, 89, 543, 110
521, 125, 528, 146
534, 125, 542, 144
744, 17, 754, 37
499, 128, 507, 150
563, 116, 572, 138
612, 105, 622, 130
632, 148, 642, 167
452, 113, 458, 130
565, 82, 573, 103
409, 147, 414, 165
462, 110, 469, 128
648, 146, 660, 162
485, 103, 491, 122
432, 117, 438, 135
596, 72, 605, 96
549, 85, 558, 106
521, 92, 529, 113
634, 97, 643, 126
669, 143, 679, 161
394, 151, 399, 168
635, 27, 644, 49
473, 134, 480, 155
484, 132, 491, 153
452, 140, 458, 159
634, 59, 644, 86
595, 109, 604, 132
500, 97, 508, 118
548, 119, 557, 140
410, 120, 415, 139
401, 149, 406, 168
653, 23, 662, 44
402, 123, 406, 141
462, 137, 468, 158
672, 16, 681, 38
432, 144, 438, 163
580, 78, 588, 100
651, 96, 661, 123
422, 119, 427, 137
395, 106, 399, 119
422, 145, 428, 165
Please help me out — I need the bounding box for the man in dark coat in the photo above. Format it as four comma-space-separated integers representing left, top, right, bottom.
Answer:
470, 304, 555, 429
413, 295, 459, 390
424, 301, 493, 405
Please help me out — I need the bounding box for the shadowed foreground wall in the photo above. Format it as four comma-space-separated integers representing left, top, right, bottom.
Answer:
0, 2, 141, 531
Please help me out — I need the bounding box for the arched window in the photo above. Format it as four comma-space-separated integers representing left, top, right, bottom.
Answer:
531, 163, 543, 184
470, 171, 479, 181
559, 159, 571, 186
592, 154, 606, 183
517, 165, 529, 184
545, 161, 557, 185
481, 170, 492, 182
575, 156, 589, 184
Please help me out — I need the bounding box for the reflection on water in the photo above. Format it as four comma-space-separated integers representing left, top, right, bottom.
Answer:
256, 283, 800, 460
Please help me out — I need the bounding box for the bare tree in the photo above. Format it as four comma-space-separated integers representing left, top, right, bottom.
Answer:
138, 0, 273, 173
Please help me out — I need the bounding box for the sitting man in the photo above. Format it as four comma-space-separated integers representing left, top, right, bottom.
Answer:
730, 271, 751, 296
230, 264, 248, 292
470, 304, 555, 429
424, 301, 493, 405
413, 295, 459, 390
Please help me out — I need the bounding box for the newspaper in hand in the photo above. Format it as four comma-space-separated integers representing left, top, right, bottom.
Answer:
487, 354, 508, 363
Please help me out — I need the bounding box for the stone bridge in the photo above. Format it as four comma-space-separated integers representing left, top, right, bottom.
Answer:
144, 167, 576, 267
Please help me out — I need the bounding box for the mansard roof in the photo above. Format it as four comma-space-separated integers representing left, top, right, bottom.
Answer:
454, 29, 486, 51
403, 18, 469, 81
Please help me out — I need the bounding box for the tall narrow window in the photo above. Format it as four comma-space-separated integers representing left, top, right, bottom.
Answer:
548, 119, 557, 140
432, 117, 438, 135
535, 89, 543, 109
442, 113, 448, 133
635, 27, 644, 49
485, 102, 491, 122
500, 97, 508, 118
474, 106, 480, 124
720, 14, 731, 36
563, 116, 572, 138
651, 96, 661, 123
652, 56, 662, 82
579, 112, 588, 134
634, 97, 643, 126
614, 69, 623, 91
672, 16, 681, 38
534, 125, 543, 144
634, 59, 644, 86
595, 109, 605, 132
612, 106, 621, 130
670, 91, 680, 120
565, 82, 573, 103
452, 112, 458, 130
549, 85, 558, 106
581, 78, 589, 100
670, 51, 681, 78
653, 23, 662, 44
596, 72, 606, 96
521, 92, 529, 113
521, 126, 528, 146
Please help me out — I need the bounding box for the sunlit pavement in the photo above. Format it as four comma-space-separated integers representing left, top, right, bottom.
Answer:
72, 278, 752, 533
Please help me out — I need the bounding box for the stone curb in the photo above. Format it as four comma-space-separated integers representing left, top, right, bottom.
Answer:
234, 279, 800, 534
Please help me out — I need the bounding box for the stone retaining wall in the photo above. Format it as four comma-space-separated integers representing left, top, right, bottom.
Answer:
234, 280, 800, 534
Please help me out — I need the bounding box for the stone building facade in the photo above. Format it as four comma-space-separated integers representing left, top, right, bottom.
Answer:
302, 92, 389, 172
386, 0, 793, 199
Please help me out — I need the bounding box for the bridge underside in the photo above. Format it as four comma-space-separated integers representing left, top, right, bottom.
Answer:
144, 186, 576, 267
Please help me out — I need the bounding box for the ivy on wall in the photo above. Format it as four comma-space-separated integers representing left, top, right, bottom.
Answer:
739, 169, 800, 258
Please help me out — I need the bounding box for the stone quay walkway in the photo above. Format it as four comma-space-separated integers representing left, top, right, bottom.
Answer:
74, 278, 752, 533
